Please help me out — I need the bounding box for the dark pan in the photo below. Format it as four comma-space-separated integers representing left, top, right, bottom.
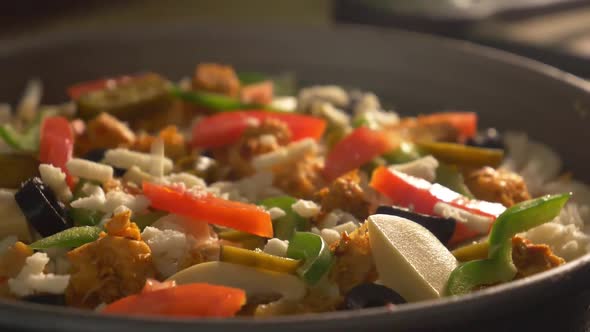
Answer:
0, 22, 589, 332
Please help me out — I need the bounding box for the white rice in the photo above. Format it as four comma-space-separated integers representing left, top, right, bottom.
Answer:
209, 172, 283, 203
103, 148, 173, 174
66, 158, 114, 183
16, 79, 42, 123
39, 164, 72, 202
252, 138, 317, 171
503, 132, 590, 260
149, 138, 165, 178
122, 166, 154, 186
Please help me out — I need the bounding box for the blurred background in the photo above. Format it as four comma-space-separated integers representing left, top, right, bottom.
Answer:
1, 0, 589, 77
0, 0, 590, 78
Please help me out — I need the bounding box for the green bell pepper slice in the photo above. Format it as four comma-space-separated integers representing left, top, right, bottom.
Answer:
259, 196, 310, 240
29, 226, 102, 249
287, 232, 334, 285
446, 193, 570, 295
69, 208, 104, 227
383, 141, 425, 165
171, 86, 262, 111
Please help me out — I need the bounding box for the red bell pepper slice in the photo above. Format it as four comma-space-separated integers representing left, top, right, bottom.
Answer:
142, 182, 273, 238
370, 166, 505, 244
417, 112, 477, 141
192, 111, 326, 149
103, 283, 246, 318
67, 74, 140, 100
39, 116, 74, 188
323, 127, 398, 182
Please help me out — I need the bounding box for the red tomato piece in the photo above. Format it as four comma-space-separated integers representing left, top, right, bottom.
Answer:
103, 283, 246, 318
142, 182, 273, 238
323, 127, 398, 182
417, 112, 477, 141
39, 116, 75, 188
192, 111, 326, 149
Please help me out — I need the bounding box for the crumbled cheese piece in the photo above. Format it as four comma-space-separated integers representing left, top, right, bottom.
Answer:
268, 207, 286, 220
195, 156, 216, 173
103, 148, 173, 173
164, 173, 207, 190
433, 202, 492, 235
66, 158, 114, 183
8, 252, 70, 296
320, 228, 341, 246
318, 209, 359, 229
141, 226, 192, 278
43, 248, 71, 275
39, 164, 72, 202
311, 227, 321, 235
263, 238, 289, 257
71, 189, 150, 215
123, 166, 154, 186
149, 138, 165, 178
291, 199, 320, 218
270, 96, 297, 112
391, 156, 439, 182
252, 138, 318, 171
332, 221, 359, 234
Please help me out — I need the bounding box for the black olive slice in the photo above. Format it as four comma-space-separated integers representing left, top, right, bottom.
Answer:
15, 177, 71, 237
466, 128, 504, 150
375, 205, 456, 245
343, 283, 406, 310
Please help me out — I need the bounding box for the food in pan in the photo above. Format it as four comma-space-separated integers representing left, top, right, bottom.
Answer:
0, 63, 587, 317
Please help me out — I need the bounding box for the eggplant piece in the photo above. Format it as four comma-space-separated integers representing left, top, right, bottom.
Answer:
343, 283, 406, 310
0, 154, 39, 189
466, 128, 504, 150
82, 148, 125, 177
375, 205, 456, 245
22, 294, 66, 306
14, 177, 71, 237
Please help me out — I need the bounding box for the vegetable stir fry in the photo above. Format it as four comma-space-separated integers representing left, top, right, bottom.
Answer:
0, 63, 587, 318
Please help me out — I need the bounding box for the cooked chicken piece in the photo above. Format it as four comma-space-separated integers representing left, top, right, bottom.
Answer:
214, 118, 292, 178
329, 223, 377, 294
133, 126, 188, 161
75, 113, 136, 156
66, 212, 155, 308
315, 170, 370, 221
0, 242, 33, 278
273, 154, 324, 200
192, 63, 241, 97
512, 236, 565, 278
464, 167, 531, 207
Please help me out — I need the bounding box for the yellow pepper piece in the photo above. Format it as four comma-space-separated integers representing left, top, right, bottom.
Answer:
452, 241, 489, 262
418, 141, 504, 168
218, 230, 265, 250
220, 245, 301, 274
